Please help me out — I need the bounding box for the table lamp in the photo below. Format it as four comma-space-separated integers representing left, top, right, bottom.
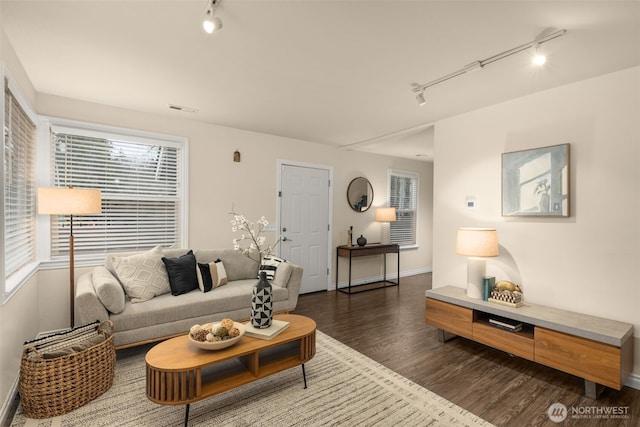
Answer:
455, 227, 499, 299
375, 207, 396, 244
38, 187, 102, 327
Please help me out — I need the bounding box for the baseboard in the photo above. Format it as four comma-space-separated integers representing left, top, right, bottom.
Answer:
331, 267, 432, 291
625, 372, 640, 390
0, 376, 19, 427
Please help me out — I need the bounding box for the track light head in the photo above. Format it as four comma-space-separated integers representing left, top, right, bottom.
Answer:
532, 44, 547, 66
416, 91, 426, 106
203, 0, 223, 34
203, 15, 223, 33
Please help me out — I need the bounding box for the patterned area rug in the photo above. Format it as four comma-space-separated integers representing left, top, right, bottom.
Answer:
12, 331, 493, 426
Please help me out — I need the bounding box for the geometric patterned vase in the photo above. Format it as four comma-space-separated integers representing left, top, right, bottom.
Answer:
250, 271, 273, 328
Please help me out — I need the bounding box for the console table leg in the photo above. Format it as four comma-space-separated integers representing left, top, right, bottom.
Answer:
584, 380, 605, 399
184, 403, 190, 427
302, 363, 307, 389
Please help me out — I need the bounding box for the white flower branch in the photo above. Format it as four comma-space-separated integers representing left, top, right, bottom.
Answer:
230, 206, 280, 263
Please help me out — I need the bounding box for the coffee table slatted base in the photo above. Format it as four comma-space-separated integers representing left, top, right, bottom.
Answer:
147, 368, 201, 404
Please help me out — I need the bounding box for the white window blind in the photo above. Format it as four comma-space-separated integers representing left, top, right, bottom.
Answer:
50, 127, 184, 257
388, 170, 418, 246
3, 80, 37, 285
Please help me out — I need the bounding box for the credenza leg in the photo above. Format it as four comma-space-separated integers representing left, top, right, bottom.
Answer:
302, 363, 307, 389
437, 329, 457, 343
584, 380, 605, 399
184, 403, 190, 427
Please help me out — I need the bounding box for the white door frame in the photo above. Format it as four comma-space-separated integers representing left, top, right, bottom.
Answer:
276, 159, 333, 291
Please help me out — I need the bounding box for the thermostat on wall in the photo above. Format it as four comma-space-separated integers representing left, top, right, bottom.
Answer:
466, 196, 476, 209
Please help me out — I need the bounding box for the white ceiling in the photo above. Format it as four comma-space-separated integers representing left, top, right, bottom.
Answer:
2, 1, 639, 161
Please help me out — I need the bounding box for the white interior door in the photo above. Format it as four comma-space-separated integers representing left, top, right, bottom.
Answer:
279, 164, 330, 293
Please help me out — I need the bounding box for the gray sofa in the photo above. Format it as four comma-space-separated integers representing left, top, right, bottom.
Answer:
75, 247, 303, 348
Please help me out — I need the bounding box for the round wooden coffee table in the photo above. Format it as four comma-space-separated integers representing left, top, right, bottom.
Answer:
145, 314, 316, 426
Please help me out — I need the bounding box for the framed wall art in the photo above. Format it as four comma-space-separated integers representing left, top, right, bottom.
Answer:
502, 143, 570, 217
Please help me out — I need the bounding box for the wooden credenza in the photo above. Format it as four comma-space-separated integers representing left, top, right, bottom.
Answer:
425, 286, 634, 399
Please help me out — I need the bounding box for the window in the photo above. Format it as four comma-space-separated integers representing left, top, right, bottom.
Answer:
388, 170, 418, 246
3, 78, 37, 293
49, 124, 186, 258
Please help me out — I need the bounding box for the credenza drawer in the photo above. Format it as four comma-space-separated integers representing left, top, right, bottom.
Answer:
425, 299, 472, 339
472, 322, 534, 361
535, 327, 622, 390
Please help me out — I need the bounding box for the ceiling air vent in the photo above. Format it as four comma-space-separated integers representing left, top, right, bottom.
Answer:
168, 104, 198, 113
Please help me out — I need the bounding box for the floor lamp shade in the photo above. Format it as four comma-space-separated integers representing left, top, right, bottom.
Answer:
38, 187, 102, 327
455, 228, 498, 299
375, 207, 396, 244
37, 188, 102, 215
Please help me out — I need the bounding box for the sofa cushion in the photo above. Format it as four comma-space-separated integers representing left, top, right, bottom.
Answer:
92, 266, 125, 314
194, 249, 258, 281
162, 250, 199, 296
196, 260, 227, 292
109, 280, 289, 333
111, 246, 170, 303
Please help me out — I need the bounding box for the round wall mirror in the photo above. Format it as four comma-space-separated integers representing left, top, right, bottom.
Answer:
347, 177, 374, 212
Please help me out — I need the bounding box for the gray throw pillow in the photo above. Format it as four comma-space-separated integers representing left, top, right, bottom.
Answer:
272, 261, 292, 288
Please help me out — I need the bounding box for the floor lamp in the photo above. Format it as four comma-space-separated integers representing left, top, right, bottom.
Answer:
455, 228, 499, 299
38, 187, 102, 328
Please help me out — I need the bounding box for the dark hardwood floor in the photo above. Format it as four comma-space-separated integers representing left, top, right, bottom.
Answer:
294, 274, 640, 427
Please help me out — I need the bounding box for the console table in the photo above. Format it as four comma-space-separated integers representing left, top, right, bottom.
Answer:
336, 243, 399, 294
425, 286, 634, 399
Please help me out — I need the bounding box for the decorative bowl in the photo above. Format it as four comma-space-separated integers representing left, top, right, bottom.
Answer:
188, 321, 245, 350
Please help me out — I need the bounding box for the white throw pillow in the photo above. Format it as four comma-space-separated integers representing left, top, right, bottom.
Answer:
258, 255, 287, 281
111, 246, 170, 303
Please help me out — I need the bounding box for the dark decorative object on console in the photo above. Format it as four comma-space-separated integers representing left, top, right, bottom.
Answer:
251, 271, 273, 328
357, 235, 367, 247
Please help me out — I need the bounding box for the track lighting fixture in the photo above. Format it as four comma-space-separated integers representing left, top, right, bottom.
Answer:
412, 28, 566, 105
203, 0, 223, 34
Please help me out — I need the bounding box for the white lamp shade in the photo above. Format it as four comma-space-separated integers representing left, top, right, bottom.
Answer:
455, 228, 498, 257
38, 187, 102, 215
375, 207, 397, 222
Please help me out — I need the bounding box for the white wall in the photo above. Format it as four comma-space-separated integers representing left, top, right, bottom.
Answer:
35, 92, 433, 288
0, 27, 40, 422
433, 66, 640, 378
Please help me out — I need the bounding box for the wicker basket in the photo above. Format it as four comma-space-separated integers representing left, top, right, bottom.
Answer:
19, 320, 116, 419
